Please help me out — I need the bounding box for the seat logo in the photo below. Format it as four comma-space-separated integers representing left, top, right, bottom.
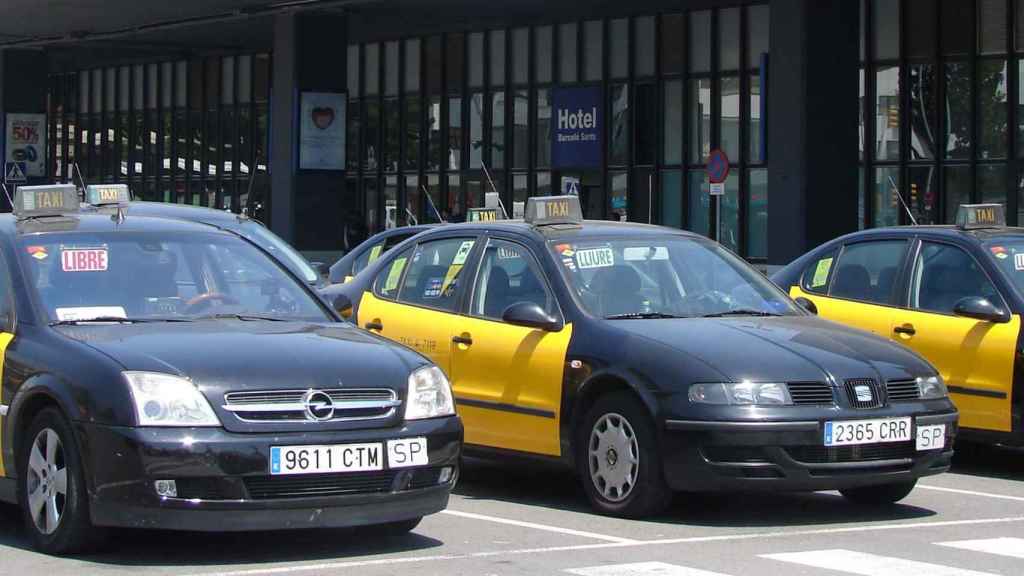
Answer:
302, 390, 335, 421
854, 385, 874, 403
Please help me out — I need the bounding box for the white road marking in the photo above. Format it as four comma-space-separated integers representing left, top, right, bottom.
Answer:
178, 516, 1024, 576
937, 537, 1024, 559
919, 484, 1024, 503
565, 561, 732, 576
762, 549, 999, 576
441, 509, 638, 543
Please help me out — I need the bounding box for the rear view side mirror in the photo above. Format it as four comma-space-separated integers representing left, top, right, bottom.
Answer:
332, 293, 354, 318
310, 261, 329, 279
794, 296, 818, 315
502, 302, 563, 332
953, 296, 1010, 323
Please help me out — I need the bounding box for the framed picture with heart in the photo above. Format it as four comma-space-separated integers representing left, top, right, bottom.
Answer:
299, 92, 346, 170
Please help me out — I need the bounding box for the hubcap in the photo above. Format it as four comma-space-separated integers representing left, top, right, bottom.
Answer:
588, 413, 639, 503
27, 428, 67, 535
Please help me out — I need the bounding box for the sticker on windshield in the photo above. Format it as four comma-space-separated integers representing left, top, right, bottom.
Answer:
1015, 254, 1024, 271
62, 248, 108, 272
811, 257, 833, 288
452, 241, 475, 265
26, 246, 48, 260
368, 244, 384, 264
575, 248, 615, 269
562, 257, 577, 271
424, 276, 444, 298
623, 246, 669, 261
55, 306, 126, 322
497, 246, 521, 260
383, 257, 407, 292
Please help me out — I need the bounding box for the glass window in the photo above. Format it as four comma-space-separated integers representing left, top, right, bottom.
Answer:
907, 0, 936, 59
719, 173, 740, 253
689, 11, 711, 73
873, 166, 901, 227
535, 26, 553, 83
383, 99, 401, 171
384, 175, 399, 228
406, 38, 421, 93
447, 34, 465, 91
537, 88, 552, 168
687, 169, 711, 236
689, 78, 712, 164
661, 14, 684, 74
801, 249, 838, 294
749, 73, 764, 163
513, 90, 529, 169
584, 20, 604, 81
910, 242, 999, 314
448, 97, 463, 170
426, 36, 442, 95
491, 30, 506, 87
661, 170, 683, 228
512, 28, 529, 85
405, 98, 422, 170
610, 171, 628, 221
635, 17, 655, 77
859, 69, 866, 161
385, 41, 399, 96
427, 96, 443, 171
491, 92, 506, 169
945, 62, 972, 160
979, 0, 1007, 54
610, 18, 629, 79
875, 66, 900, 161
559, 23, 578, 83
470, 92, 484, 168
353, 241, 385, 277
873, 0, 900, 60
978, 60, 1008, 159
397, 238, 477, 312
943, 0, 973, 56
663, 80, 683, 165
636, 84, 656, 166
406, 174, 421, 226
537, 172, 552, 196
347, 97, 361, 172
471, 239, 555, 319
979, 164, 1008, 206
719, 8, 740, 72
365, 44, 380, 95
1018, 167, 1024, 224
1018, 61, 1024, 156
375, 244, 412, 300
748, 5, 770, 69
944, 165, 972, 223
907, 166, 939, 224
909, 64, 938, 160
720, 76, 740, 163
609, 84, 630, 166
365, 101, 380, 171
747, 169, 768, 259
469, 33, 485, 88
830, 240, 908, 305
1018, 0, 1024, 51
513, 173, 529, 215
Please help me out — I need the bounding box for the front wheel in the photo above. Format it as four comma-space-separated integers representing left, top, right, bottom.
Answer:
577, 392, 671, 518
839, 480, 917, 506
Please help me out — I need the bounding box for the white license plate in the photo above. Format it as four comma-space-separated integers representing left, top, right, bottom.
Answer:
824, 417, 911, 447
387, 437, 429, 468
915, 424, 946, 451
270, 438, 429, 475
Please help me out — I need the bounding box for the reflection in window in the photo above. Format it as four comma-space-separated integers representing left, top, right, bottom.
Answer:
944, 62, 971, 160
636, 84, 656, 166
405, 175, 420, 226
364, 101, 380, 171
559, 23, 578, 83
513, 174, 529, 216
720, 77, 740, 163
720, 173, 740, 253
469, 33, 484, 88
448, 97, 462, 170
661, 14, 684, 74
661, 170, 683, 229
513, 90, 529, 169
537, 89, 552, 168
875, 66, 900, 161
1017, 168, 1024, 225
491, 30, 506, 87
873, 166, 900, 227
535, 26, 553, 83
719, 8, 740, 71
978, 164, 1007, 207
610, 171, 628, 221
944, 165, 971, 223
977, 60, 1008, 160
635, 17, 655, 77
536, 172, 552, 196
427, 96, 442, 171
470, 93, 484, 169
978, 0, 1007, 55
405, 98, 421, 170
687, 170, 710, 237
690, 11, 711, 73
406, 39, 421, 93
859, 69, 865, 161
584, 20, 603, 81
365, 44, 380, 95
749, 73, 763, 163
907, 166, 938, 224
610, 19, 629, 79
513, 28, 529, 85
609, 84, 630, 166
873, 0, 899, 60
663, 80, 683, 165
747, 5, 770, 68
909, 65, 937, 160
689, 78, 712, 164
383, 99, 400, 171
384, 175, 399, 228
491, 92, 506, 169
747, 169, 768, 259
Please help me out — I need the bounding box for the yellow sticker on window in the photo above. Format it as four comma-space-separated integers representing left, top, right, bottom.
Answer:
384, 257, 408, 293
811, 257, 833, 288
368, 244, 384, 264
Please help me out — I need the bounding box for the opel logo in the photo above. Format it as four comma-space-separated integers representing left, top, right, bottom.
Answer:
302, 390, 335, 421
854, 385, 873, 403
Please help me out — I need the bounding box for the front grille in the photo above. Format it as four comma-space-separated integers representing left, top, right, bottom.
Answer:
242, 468, 442, 500
786, 441, 916, 464
222, 388, 400, 422
886, 379, 920, 401
787, 382, 835, 405
701, 446, 771, 464
844, 378, 884, 409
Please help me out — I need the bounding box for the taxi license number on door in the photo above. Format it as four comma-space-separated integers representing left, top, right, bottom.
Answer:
824, 417, 911, 447
270, 438, 428, 475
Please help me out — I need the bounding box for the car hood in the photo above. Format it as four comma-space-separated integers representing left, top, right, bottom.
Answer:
56, 320, 424, 432
608, 315, 935, 384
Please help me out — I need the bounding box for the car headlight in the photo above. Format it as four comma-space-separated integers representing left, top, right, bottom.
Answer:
124, 372, 220, 427
405, 365, 455, 420
917, 375, 948, 399
688, 382, 792, 406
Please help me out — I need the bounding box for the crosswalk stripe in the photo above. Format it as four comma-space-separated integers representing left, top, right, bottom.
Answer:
937, 537, 1024, 559
565, 561, 732, 576
762, 549, 1000, 576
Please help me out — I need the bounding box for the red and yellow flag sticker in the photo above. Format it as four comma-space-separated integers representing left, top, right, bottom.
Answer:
26, 246, 48, 260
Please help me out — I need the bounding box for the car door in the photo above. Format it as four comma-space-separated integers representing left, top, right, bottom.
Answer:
892, 240, 1019, 432
356, 236, 479, 375
0, 252, 13, 479
789, 239, 910, 337
449, 237, 572, 456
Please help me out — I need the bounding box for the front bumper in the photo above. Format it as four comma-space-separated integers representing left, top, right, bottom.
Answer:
75, 416, 462, 531
661, 411, 957, 492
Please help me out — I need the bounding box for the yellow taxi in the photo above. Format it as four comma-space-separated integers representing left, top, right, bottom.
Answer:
772, 205, 1022, 445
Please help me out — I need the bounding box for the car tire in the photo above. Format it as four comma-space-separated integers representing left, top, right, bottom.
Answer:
839, 480, 917, 506
17, 408, 106, 555
365, 517, 422, 537
577, 391, 671, 518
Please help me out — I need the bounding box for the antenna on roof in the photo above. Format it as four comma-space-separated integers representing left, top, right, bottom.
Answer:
73, 162, 88, 200
0, 182, 13, 211
480, 160, 509, 220
420, 184, 444, 223
888, 174, 918, 226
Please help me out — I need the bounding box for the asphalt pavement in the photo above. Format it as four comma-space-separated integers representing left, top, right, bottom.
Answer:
1, 445, 1022, 576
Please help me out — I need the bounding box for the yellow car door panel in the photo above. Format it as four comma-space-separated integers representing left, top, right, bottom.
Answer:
359, 291, 453, 373
791, 286, 895, 337
0, 332, 14, 477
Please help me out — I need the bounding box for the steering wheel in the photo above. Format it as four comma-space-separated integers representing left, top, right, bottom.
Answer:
183, 292, 240, 314
690, 289, 733, 312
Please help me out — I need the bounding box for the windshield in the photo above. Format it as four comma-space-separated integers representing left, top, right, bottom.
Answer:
20, 231, 330, 323
238, 221, 320, 284
552, 236, 799, 319
983, 239, 1024, 297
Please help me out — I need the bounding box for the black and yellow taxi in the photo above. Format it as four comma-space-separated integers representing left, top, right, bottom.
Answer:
328, 224, 438, 285
326, 195, 957, 518
0, 185, 461, 555
772, 204, 1024, 447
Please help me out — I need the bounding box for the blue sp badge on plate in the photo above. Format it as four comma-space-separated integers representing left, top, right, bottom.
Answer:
270, 446, 282, 474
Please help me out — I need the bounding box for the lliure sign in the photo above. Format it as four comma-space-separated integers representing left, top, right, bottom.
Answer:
551, 87, 602, 169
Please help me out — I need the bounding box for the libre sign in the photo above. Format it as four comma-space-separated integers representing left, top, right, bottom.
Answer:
551, 87, 602, 169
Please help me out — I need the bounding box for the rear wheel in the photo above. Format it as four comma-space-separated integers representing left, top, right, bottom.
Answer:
577, 392, 671, 518
840, 480, 917, 506
18, 408, 106, 555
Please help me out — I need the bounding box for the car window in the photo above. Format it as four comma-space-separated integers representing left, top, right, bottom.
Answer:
374, 245, 414, 300
353, 241, 385, 277
471, 240, 555, 320
828, 240, 907, 305
239, 220, 320, 284
800, 249, 838, 295
395, 237, 476, 312
910, 242, 1000, 314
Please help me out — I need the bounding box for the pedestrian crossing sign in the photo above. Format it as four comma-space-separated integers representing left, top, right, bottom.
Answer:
4, 161, 27, 183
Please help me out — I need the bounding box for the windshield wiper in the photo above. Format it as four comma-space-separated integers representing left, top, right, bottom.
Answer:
49, 316, 192, 326
605, 312, 684, 320
700, 309, 782, 318
194, 313, 288, 322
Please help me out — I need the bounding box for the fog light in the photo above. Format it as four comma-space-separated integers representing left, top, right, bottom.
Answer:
154, 479, 177, 498
438, 466, 453, 484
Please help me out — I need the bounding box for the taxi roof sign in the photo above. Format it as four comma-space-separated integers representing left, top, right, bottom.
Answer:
13, 184, 80, 218
467, 207, 501, 222
525, 195, 582, 226
956, 203, 1006, 229
85, 184, 131, 206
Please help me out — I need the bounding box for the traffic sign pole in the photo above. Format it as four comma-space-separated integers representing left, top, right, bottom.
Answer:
707, 149, 730, 244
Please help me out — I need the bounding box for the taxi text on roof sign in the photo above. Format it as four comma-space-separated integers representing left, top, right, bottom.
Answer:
525, 195, 583, 226
467, 207, 499, 222
956, 203, 1006, 229
13, 184, 79, 218
85, 184, 131, 206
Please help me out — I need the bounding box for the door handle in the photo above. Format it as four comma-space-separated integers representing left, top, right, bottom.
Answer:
452, 334, 473, 346
365, 321, 384, 331
893, 324, 916, 336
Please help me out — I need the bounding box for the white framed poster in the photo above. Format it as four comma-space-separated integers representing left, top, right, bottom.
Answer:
5, 113, 47, 177
299, 92, 346, 171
